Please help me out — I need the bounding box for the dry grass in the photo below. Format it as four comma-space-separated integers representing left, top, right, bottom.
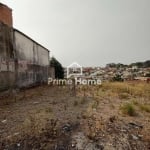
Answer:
132, 99, 139, 105
118, 93, 130, 99
80, 97, 87, 104
0, 83, 150, 149
85, 115, 104, 140
45, 106, 53, 113
78, 81, 150, 118
91, 100, 99, 109
101, 82, 150, 98
21, 108, 53, 135
73, 97, 87, 106
139, 104, 150, 113
100, 82, 150, 115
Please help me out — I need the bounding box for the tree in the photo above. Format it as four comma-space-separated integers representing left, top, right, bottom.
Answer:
112, 74, 123, 82
143, 60, 150, 68
50, 57, 64, 79
106, 63, 127, 68
145, 73, 150, 77
129, 60, 150, 68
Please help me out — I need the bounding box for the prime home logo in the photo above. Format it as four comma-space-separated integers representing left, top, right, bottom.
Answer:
48, 62, 102, 85
67, 62, 83, 78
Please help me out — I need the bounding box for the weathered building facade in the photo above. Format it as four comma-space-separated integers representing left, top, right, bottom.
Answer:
0, 3, 50, 91
0, 22, 15, 91
0, 22, 50, 91
14, 30, 49, 88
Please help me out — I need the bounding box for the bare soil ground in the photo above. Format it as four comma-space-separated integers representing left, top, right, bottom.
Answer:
0, 82, 150, 150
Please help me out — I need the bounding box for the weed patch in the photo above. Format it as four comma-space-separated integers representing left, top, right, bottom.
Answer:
120, 103, 136, 116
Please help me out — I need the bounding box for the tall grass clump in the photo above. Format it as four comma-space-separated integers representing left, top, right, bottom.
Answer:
120, 103, 136, 116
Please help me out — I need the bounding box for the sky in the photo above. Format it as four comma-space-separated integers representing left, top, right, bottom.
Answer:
1, 0, 150, 67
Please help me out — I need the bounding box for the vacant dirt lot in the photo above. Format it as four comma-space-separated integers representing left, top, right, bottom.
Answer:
0, 82, 150, 150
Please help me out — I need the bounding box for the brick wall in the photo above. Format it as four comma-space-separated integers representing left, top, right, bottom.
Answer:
0, 3, 12, 27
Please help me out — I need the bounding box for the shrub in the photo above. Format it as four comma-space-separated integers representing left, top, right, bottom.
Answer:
92, 100, 99, 109
73, 100, 78, 106
112, 74, 124, 82
80, 97, 86, 104
121, 103, 136, 116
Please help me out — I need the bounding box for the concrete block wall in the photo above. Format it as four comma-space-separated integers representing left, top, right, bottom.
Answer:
14, 30, 49, 88
0, 3, 50, 92
0, 22, 15, 91
0, 23, 50, 91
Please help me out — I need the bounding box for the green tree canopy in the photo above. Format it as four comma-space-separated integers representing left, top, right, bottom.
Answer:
50, 57, 64, 79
